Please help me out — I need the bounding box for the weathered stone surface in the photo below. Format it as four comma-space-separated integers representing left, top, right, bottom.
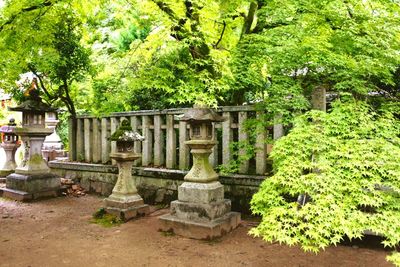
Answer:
159, 211, 240, 240
170, 199, 231, 222
178, 181, 224, 204
49, 162, 264, 214
6, 173, 60, 194
104, 194, 144, 209
105, 205, 149, 221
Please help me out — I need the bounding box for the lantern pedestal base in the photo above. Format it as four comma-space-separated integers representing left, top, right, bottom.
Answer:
104, 194, 149, 221
159, 211, 240, 240
159, 182, 241, 240
2, 173, 60, 201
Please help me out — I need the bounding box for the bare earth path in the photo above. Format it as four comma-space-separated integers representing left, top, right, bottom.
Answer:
0, 195, 392, 267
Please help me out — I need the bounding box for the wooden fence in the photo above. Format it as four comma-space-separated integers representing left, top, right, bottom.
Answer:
68, 105, 284, 175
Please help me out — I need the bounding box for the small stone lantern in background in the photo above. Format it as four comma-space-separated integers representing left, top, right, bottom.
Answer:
2, 89, 60, 201
0, 118, 20, 177
159, 106, 241, 239
104, 119, 150, 221
42, 111, 67, 161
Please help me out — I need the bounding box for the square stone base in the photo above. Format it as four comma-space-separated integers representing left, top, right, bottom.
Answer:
1, 187, 59, 201
2, 172, 60, 201
104, 194, 150, 221
159, 212, 241, 240
105, 205, 150, 221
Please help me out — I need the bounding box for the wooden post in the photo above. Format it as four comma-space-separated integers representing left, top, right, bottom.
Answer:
76, 118, 84, 161
84, 118, 92, 163
209, 123, 219, 168
92, 118, 101, 163
166, 115, 176, 169
131, 116, 142, 166
101, 118, 110, 164
222, 112, 232, 165
153, 115, 165, 167
110, 117, 119, 165
68, 117, 76, 161
311, 86, 327, 111
255, 112, 267, 175
179, 121, 189, 170
273, 114, 284, 140
238, 112, 249, 174
142, 115, 152, 166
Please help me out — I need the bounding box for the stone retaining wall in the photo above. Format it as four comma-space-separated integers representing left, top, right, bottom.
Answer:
49, 161, 266, 214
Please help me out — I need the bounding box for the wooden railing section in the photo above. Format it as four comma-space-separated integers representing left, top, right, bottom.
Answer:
68, 106, 284, 175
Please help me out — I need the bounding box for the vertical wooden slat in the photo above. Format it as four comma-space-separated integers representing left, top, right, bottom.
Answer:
222, 112, 232, 165
92, 118, 101, 163
84, 118, 92, 162
179, 121, 189, 170
68, 118, 76, 161
273, 114, 284, 140
131, 116, 142, 166
76, 118, 84, 161
166, 115, 176, 168
256, 112, 267, 175
209, 123, 218, 167
110, 117, 119, 165
153, 115, 164, 166
101, 118, 110, 164
238, 112, 249, 174
142, 115, 152, 166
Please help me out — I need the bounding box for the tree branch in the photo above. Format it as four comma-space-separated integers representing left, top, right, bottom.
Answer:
213, 20, 226, 48
0, 0, 54, 32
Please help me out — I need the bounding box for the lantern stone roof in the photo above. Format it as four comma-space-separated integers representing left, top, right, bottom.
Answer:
0, 119, 17, 133
8, 99, 56, 112
180, 108, 225, 122
110, 119, 144, 142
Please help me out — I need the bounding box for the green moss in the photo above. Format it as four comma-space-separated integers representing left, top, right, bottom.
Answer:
90, 208, 122, 227
110, 119, 132, 141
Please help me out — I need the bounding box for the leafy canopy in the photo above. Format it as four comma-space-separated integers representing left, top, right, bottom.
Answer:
250, 98, 400, 252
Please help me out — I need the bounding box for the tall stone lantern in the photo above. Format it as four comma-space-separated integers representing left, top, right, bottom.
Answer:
2, 90, 60, 201
0, 118, 20, 177
159, 107, 241, 239
104, 119, 150, 221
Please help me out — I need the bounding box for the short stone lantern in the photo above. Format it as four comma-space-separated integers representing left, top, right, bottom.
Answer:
2, 89, 60, 201
0, 118, 20, 177
42, 111, 67, 161
104, 119, 150, 221
159, 107, 241, 239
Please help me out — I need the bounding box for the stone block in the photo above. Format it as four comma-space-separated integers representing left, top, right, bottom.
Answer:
105, 204, 150, 221
178, 181, 224, 204
159, 211, 241, 240
6, 173, 60, 194
170, 199, 231, 222
104, 194, 144, 209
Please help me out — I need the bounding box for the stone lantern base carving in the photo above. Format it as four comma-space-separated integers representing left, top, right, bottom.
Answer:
2, 129, 60, 201
159, 123, 240, 239
104, 152, 149, 221
159, 180, 240, 240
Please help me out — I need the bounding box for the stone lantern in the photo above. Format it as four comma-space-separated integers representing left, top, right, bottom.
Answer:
2, 89, 60, 201
42, 111, 67, 161
0, 118, 20, 177
159, 107, 241, 239
104, 119, 150, 221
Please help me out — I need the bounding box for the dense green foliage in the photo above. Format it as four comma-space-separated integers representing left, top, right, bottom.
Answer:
251, 98, 400, 253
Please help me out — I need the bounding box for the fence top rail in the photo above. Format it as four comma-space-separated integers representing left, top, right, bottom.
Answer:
76, 105, 258, 119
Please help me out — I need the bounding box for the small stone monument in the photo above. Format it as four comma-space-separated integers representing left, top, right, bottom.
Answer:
42, 111, 67, 161
104, 119, 149, 221
2, 89, 60, 201
0, 118, 20, 177
159, 107, 241, 239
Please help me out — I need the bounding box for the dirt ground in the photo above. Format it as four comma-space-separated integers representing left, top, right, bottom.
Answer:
0, 195, 393, 267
